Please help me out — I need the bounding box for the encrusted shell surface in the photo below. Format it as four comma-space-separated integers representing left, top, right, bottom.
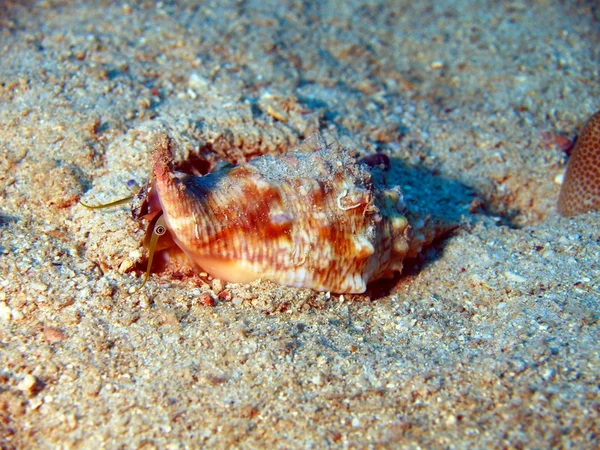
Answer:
145, 133, 445, 293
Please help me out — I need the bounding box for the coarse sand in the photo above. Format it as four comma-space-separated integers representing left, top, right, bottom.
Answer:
1, 0, 599, 448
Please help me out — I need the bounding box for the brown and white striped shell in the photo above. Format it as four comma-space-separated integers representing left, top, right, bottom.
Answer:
136, 133, 446, 293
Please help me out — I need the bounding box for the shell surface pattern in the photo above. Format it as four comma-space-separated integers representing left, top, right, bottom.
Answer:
557, 110, 600, 217
142, 134, 442, 293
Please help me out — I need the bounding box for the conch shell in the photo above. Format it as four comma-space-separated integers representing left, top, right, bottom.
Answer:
134, 133, 448, 294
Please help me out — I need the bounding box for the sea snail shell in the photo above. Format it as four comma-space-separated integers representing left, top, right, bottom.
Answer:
136, 133, 442, 294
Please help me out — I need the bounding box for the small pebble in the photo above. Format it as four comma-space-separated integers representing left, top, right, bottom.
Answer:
211, 278, 224, 295
188, 73, 209, 93
118, 259, 135, 273
0, 302, 11, 321
198, 292, 216, 307
43, 326, 66, 342
505, 271, 526, 283
217, 291, 232, 302
31, 282, 48, 292
17, 374, 39, 394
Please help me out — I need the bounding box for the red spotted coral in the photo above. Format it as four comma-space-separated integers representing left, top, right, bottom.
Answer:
557, 110, 600, 216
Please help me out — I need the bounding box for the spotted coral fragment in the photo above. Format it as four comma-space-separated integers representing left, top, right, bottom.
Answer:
557, 110, 600, 217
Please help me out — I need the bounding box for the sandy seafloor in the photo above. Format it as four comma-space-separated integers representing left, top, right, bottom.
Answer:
1, 0, 599, 448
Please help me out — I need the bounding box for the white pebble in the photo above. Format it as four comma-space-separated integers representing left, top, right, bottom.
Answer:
0, 302, 11, 322
17, 374, 37, 393
505, 271, 526, 283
